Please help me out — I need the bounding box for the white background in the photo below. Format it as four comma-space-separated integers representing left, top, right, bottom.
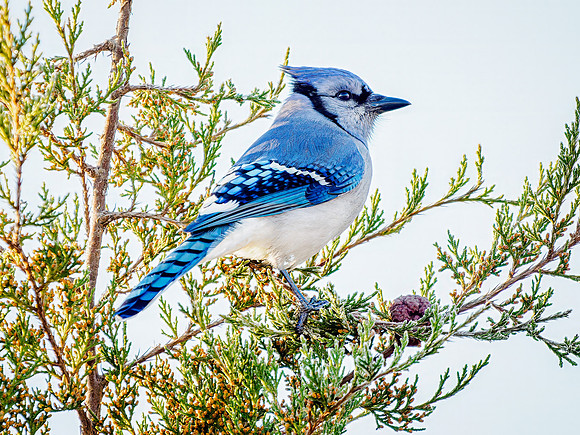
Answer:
14, 0, 580, 433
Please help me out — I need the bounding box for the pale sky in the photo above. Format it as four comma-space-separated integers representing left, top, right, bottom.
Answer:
18, 0, 580, 433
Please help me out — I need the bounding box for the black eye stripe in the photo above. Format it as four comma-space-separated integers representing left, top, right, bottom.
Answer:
293, 82, 340, 125
317, 87, 372, 104
356, 87, 372, 104
292, 81, 369, 139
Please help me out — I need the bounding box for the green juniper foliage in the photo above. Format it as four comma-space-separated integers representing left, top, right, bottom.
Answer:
0, 1, 579, 434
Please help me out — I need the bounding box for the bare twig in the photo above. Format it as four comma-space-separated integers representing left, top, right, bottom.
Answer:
129, 302, 264, 367
110, 83, 204, 100
117, 123, 169, 149
84, 0, 133, 431
99, 210, 186, 228
87, 0, 132, 306
130, 318, 224, 367
73, 37, 120, 63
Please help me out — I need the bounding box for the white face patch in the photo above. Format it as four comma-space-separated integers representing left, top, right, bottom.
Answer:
268, 161, 329, 186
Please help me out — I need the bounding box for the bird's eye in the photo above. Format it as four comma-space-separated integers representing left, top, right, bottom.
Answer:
335, 90, 352, 101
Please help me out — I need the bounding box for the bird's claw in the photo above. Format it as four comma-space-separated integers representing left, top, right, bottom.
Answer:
295, 296, 329, 333
305, 297, 329, 311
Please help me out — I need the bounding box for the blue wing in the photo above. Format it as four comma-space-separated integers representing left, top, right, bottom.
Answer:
116, 116, 366, 319
185, 158, 363, 234
185, 115, 367, 235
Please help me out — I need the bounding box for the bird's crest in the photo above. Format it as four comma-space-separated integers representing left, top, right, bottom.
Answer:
280, 65, 365, 89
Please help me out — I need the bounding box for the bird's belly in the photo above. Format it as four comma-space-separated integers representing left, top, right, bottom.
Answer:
206, 174, 371, 270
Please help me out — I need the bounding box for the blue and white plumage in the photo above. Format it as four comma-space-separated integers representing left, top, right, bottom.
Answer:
115, 66, 410, 330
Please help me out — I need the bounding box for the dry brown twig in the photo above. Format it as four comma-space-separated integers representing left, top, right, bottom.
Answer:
83, 1, 133, 432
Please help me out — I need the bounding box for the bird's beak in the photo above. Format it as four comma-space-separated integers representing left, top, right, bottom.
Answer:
368, 94, 411, 113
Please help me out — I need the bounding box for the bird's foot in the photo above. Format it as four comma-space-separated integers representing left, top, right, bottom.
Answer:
295, 296, 330, 333
279, 269, 329, 333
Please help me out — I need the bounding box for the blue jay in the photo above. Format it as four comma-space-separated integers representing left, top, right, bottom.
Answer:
115, 66, 410, 331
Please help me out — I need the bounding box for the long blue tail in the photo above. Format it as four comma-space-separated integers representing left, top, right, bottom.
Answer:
115, 226, 229, 319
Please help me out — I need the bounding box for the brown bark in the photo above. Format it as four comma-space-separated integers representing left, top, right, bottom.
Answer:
83, 1, 133, 433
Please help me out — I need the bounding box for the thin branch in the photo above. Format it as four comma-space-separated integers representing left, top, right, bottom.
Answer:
38, 127, 94, 234
453, 310, 572, 338
3, 239, 91, 426
13, 154, 23, 243
349, 311, 398, 330
115, 254, 144, 290
129, 302, 264, 367
205, 67, 287, 141
84, 0, 133, 429
339, 345, 395, 387
321, 189, 504, 267
73, 37, 120, 63
6, 47, 24, 245
130, 318, 224, 367
79, 156, 92, 236
110, 83, 204, 100
458, 242, 568, 314
211, 106, 271, 140
117, 123, 169, 149
99, 210, 186, 228
39, 127, 98, 177
7, 242, 69, 379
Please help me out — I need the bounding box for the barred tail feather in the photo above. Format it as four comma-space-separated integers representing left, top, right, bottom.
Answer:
115, 226, 230, 319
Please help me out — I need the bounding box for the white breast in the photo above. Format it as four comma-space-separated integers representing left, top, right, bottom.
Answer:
204, 146, 373, 270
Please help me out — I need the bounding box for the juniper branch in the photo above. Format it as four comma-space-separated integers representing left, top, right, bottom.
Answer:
128, 302, 263, 367
110, 83, 204, 100
335, 188, 501, 260
458, 227, 580, 313
129, 318, 224, 367
39, 127, 98, 177
83, 0, 132, 430
73, 36, 119, 62
117, 123, 169, 149
2, 238, 92, 428
99, 210, 186, 228
454, 310, 572, 338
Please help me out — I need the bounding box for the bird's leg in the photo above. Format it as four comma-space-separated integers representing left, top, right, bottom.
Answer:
280, 269, 329, 332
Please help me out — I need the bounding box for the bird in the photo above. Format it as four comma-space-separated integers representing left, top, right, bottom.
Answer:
115, 65, 410, 331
